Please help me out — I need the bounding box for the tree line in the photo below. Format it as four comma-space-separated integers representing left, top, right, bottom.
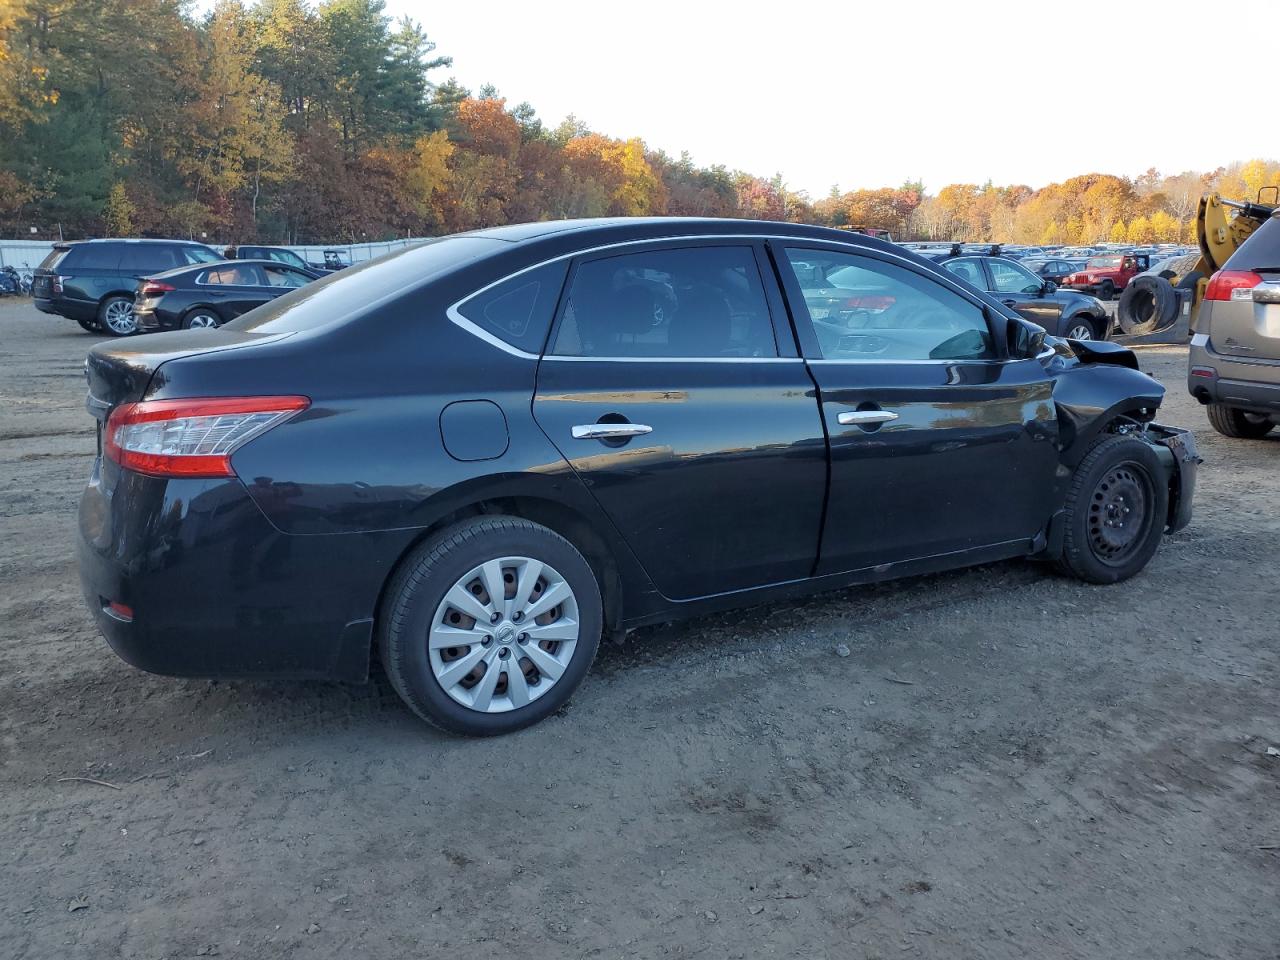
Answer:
1, 0, 1276, 245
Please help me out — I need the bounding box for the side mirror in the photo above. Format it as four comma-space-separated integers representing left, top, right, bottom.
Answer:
1042, 280, 1058, 295
1007, 316, 1047, 359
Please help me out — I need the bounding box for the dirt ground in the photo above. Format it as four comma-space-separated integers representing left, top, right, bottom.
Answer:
2, 298, 1277, 960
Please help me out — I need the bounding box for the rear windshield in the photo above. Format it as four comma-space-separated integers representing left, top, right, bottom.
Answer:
227, 236, 504, 333
1225, 215, 1280, 274
39, 248, 69, 270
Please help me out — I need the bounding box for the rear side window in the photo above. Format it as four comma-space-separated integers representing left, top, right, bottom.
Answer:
456, 261, 568, 354
1225, 215, 1280, 273
200, 264, 262, 285
119, 245, 181, 273
38, 248, 69, 270
69, 245, 121, 270
552, 246, 777, 359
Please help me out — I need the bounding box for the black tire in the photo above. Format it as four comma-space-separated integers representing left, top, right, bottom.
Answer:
1117, 275, 1177, 335
76, 317, 101, 333
1054, 434, 1169, 585
181, 309, 222, 330
97, 294, 136, 336
1206, 403, 1275, 439
378, 517, 603, 736
1097, 280, 1115, 301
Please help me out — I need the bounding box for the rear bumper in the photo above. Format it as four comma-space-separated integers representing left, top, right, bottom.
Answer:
34, 296, 97, 321
1186, 337, 1280, 412
77, 461, 405, 681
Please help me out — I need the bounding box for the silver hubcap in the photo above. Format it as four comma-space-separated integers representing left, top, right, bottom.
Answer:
188, 313, 219, 329
104, 300, 134, 334
429, 556, 580, 713
1067, 323, 1093, 340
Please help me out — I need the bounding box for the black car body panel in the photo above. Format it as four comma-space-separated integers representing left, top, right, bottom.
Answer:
77, 218, 1193, 681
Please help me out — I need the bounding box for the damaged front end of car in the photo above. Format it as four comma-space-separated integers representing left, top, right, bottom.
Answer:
1042, 334, 1201, 537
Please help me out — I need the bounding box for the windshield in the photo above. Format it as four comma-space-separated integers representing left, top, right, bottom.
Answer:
186, 246, 224, 264
1087, 256, 1122, 269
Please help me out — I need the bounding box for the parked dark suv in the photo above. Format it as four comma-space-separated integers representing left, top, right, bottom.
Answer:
33, 239, 222, 336
79, 218, 1198, 736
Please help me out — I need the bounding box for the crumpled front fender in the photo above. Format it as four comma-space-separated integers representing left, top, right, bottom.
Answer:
1047, 346, 1165, 467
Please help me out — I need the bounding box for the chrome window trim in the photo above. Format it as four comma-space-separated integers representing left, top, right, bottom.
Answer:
543, 355, 803, 364
445, 232, 989, 361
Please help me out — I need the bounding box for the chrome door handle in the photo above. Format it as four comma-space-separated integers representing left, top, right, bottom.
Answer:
837, 410, 898, 426
571, 423, 653, 440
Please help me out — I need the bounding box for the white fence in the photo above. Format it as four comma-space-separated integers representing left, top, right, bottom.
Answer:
0, 237, 421, 270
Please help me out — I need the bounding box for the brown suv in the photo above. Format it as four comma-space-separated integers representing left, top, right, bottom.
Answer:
1187, 213, 1280, 437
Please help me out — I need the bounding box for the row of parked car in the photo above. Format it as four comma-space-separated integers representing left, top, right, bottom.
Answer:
30, 239, 350, 336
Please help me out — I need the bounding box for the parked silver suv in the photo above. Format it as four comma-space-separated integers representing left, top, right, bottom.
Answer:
1188, 213, 1280, 438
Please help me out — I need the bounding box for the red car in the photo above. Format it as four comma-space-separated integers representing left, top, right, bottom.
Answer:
1062, 253, 1150, 301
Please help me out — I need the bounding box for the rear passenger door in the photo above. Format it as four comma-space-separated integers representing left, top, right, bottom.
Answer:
196, 263, 268, 317
532, 241, 828, 600
773, 244, 1060, 573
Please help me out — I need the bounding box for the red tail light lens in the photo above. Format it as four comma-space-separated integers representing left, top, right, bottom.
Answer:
104, 396, 309, 478
139, 280, 175, 296
842, 295, 896, 311
1204, 270, 1262, 302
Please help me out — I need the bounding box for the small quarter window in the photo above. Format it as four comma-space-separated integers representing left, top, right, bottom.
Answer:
455, 261, 568, 354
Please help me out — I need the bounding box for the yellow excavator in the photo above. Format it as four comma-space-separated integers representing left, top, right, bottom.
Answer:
1116, 187, 1277, 340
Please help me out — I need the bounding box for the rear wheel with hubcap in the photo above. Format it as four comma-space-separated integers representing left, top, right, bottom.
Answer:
1054, 433, 1168, 584
98, 295, 136, 336
379, 517, 602, 735
182, 309, 221, 330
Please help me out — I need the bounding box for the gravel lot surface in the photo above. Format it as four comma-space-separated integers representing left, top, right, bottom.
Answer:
2, 298, 1277, 959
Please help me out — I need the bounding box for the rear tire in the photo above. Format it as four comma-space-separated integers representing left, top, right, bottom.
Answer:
378, 517, 603, 736
1206, 404, 1275, 439
182, 309, 222, 330
97, 295, 136, 336
1053, 434, 1168, 584
76, 317, 101, 333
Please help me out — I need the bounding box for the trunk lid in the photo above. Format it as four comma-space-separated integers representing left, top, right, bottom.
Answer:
84, 329, 292, 418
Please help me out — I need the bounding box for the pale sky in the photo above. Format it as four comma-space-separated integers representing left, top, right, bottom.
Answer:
385, 0, 1272, 196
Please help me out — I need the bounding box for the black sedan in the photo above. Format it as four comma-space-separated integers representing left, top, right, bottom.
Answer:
79, 218, 1198, 736
133, 259, 321, 332
925, 253, 1110, 341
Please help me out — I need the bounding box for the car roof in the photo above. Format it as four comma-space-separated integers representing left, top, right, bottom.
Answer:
456, 216, 900, 251
56, 238, 209, 247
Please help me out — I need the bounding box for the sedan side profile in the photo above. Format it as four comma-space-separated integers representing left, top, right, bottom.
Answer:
133, 259, 321, 332
79, 218, 1199, 736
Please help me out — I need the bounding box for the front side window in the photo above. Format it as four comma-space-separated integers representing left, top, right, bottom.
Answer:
988, 258, 1043, 295
200, 264, 262, 285
183, 246, 223, 265
552, 246, 776, 359
783, 248, 995, 362
456, 261, 568, 354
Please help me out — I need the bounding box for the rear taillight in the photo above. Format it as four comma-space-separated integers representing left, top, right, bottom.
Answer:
51, 275, 63, 295
842, 295, 896, 311
104, 396, 309, 478
1204, 270, 1262, 302
139, 280, 175, 296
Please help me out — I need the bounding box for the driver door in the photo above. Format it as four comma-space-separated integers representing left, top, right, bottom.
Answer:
985, 257, 1062, 330
773, 244, 1061, 574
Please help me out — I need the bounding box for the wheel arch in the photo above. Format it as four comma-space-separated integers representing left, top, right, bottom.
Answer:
1051, 361, 1165, 468
371, 491, 634, 656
